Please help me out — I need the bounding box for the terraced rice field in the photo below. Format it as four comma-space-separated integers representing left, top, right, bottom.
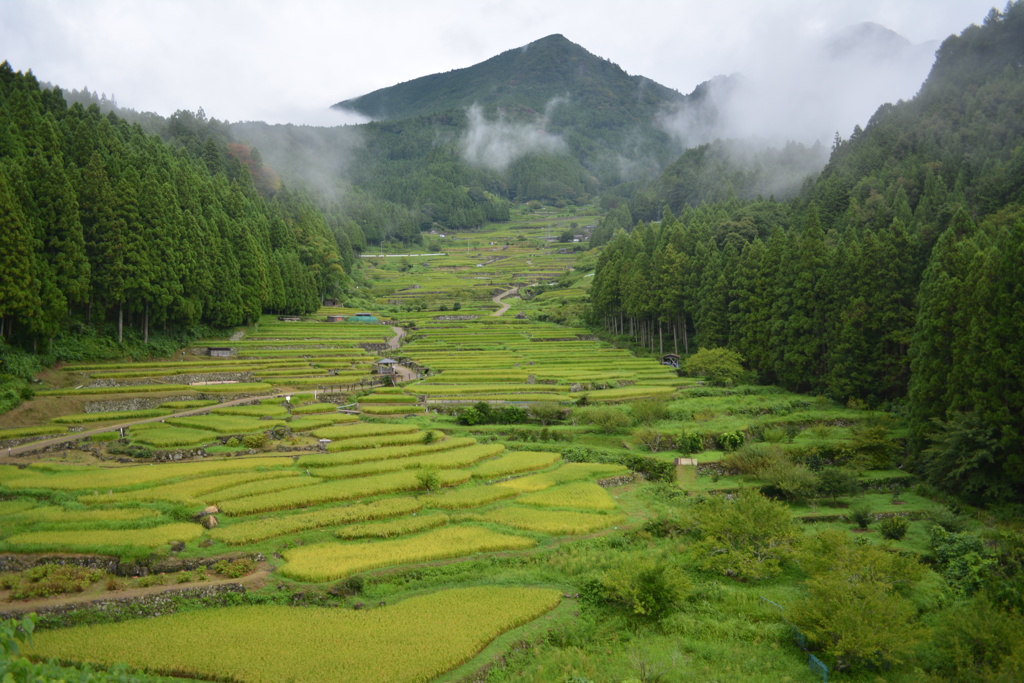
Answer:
25, 586, 563, 683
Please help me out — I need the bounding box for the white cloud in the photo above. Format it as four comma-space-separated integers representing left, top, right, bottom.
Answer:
0, 0, 998, 128
460, 101, 567, 171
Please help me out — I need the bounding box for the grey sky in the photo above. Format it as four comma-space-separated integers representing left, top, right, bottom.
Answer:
0, 0, 999, 128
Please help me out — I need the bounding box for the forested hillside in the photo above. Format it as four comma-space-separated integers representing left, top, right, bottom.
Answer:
589, 3, 1024, 504
0, 64, 348, 372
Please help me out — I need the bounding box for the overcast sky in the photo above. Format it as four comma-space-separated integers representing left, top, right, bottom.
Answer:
0, 0, 999, 127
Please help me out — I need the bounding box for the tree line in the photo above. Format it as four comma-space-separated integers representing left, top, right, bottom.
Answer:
589, 3, 1024, 504
0, 62, 348, 351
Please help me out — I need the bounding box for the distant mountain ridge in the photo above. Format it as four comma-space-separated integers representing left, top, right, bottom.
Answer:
333, 34, 686, 121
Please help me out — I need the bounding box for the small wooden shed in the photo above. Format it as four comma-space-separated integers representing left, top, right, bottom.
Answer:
374, 358, 399, 375
326, 315, 345, 322
661, 353, 681, 368
323, 298, 339, 307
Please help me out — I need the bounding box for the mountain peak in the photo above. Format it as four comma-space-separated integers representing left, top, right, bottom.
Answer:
826, 22, 915, 59
331, 34, 682, 121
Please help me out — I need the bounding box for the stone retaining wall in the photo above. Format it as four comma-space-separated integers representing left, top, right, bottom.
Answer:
0, 583, 248, 622
0, 552, 264, 578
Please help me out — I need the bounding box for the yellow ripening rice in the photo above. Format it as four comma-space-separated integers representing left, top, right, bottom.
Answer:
219, 470, 470, 515
515, 482, 620, 511
209, 497, 424, 545
315, 444, 504, 480
298, 437, 476, 467
426, 485, 519, 510
495, 463, 630, 493
79, 471, 299, 506
311, 422, 419, 440
468, 507, 626, 535
324, 431, 444, 452
470, 451, 560, 479
3, 523, 204, 553
335, 513, 449, 540
280, 526, 536, 582
24, 586, 561, 683
287, 413, 359, 432
2, 505, 160, 525
0, 458, 289, 491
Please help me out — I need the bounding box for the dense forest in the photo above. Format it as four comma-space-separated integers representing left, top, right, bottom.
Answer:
0, 63, 350, 348
589, 3, 1024, 505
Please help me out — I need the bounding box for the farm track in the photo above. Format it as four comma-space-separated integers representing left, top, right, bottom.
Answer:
0, 561, 274, 615
491, 287, 518, 317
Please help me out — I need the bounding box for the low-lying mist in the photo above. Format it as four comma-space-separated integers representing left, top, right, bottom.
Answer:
459, 102, 567, 171
230, 121, 364, 203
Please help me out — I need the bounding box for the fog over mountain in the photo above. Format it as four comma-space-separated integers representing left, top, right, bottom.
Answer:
659, 22, 941, 148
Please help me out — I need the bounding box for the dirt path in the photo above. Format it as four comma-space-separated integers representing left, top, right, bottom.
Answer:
0, 562, 274, 615
386, 326, 406, 350
491, 287, 518, 317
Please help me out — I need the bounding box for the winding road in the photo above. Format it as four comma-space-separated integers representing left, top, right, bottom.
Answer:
491, 287, 518, 317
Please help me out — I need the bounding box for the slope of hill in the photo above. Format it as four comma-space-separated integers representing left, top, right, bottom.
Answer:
333, 34, 685, 122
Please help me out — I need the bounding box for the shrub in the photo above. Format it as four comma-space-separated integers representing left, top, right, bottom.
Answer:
5, 564, 107, 600
630, 398, 669, 425
575, 405, 631, 434
225, 437, 241, 448
681, 347, 744, 386
847, 425, 899, 470
527, 402, 564, 426
241, 433, 268, 449
633, 427, 676, 453
688, 489, 798, 580
416, 469, 440, 493
816, 467, 859, 503
211, 558, 256, 579
455, 402, 528, 426
716, 431, 744, 451
580, 560, 689, 622
758, 460, 818, 501
929, 526, 992, 597
879, 516, 909, 540
848, 505, 873, 530
677, 429, 703, 454
561, 445, 673, 483
721, 443, 786, 475
928, 507, 968, 533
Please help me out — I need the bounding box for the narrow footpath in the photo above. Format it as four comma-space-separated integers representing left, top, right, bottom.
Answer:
385, 325, 417, 382
491, 287, 518, 317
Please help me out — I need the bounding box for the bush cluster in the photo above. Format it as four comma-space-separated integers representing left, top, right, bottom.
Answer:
455, 402, 527, 426
562, 446, 673, 483
211, 558, 257, 579
0, 564, 107, 600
